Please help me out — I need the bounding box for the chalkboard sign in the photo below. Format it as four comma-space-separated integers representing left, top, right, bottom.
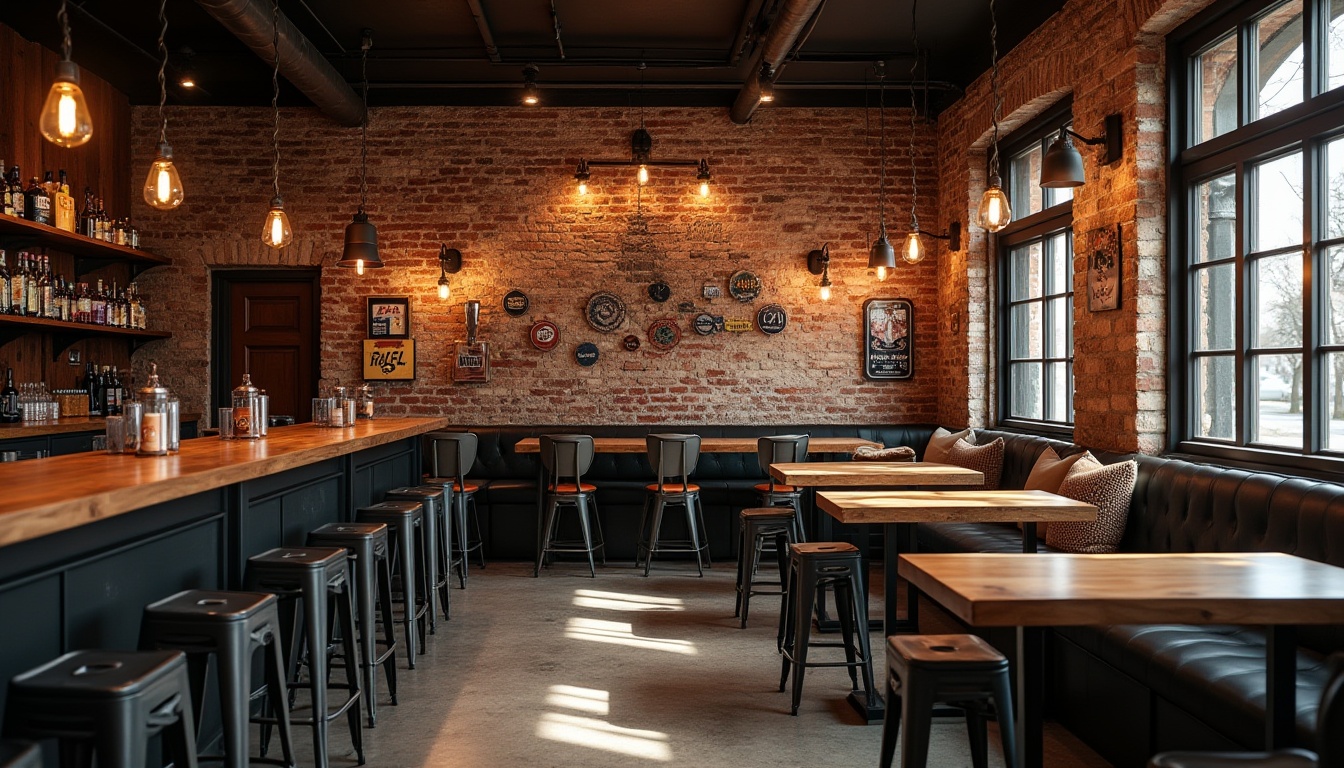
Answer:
863, 298, 913, 380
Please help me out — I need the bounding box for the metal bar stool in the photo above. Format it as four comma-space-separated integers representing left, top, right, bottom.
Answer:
755, 434, 810, 542
384, 486, 451, 627
638, 433, 709, 576
424, 431, 484, 584
879, 634, 1017, 768
735, 507, 796, 628
245, 547, 364, 768
355, 501, 428, 664
307, 523, 399, 727
535, 434, 605, 577
4, 649, 199, 768
777, 542, 876, 716
0, 741, 39, 768
139, 590, 295, 768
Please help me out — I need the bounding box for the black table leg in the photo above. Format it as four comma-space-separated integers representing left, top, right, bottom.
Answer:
882, 522, 920, 634
1022, 522, 1038, 554
1016, 625, 1046, 768
1265, 625, 1298, 750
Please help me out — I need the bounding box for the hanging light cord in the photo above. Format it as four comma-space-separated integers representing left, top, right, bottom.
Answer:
156, 0, 169, 146
877, 63, 886, 230
270, 0, 282, 201
58, 0, 72, 62
908, 0, 920, 233
359, 40, 369, 214
987, 0, 1002, 177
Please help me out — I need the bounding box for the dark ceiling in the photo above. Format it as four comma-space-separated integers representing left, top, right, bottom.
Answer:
1, 0, 1063, 114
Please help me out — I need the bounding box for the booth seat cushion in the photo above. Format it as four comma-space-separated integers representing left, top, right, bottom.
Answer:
915, 522, 1062, 553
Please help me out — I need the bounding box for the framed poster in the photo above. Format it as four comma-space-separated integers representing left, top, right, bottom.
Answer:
367, 296, 410, 338
363, 338, 415, 380
1087, 224, 1121, 312
863, 298, 913, 380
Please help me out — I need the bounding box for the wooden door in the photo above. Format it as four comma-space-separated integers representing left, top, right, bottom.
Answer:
218, 274, 318, 423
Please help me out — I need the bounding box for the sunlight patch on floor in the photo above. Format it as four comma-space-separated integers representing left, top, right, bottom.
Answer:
536, 712, 672, 761
572, 589, 685, 612
546, 684, 610, 715
564, 617, 697, 655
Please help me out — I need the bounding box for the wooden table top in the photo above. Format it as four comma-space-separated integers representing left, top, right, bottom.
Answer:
770, 461, 983, 487
898, 552, 1344, 627
512, 436, 881, 454
0, 417, 452, 548
816, 489, 1097, 525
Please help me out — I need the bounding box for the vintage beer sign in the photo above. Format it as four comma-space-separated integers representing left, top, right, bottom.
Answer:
756, 304, 787, 335
503, 290, 530, 316
452, 343, 490, 382
363, 339, 415, 380
863, 298, 914, 380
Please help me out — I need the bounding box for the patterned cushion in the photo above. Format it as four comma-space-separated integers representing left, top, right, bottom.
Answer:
943, 437, 1005, 490
1045, 460, 1137, 554
923, 427, 976, 464
852, 445, 917, 462
1021, 448, 1097, 535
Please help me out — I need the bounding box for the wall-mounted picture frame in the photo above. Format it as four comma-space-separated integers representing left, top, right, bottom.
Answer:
367, 296, 410, 338
1088, 224, 1121, 312
363, 339, 415, 380
863, 298, 913, 380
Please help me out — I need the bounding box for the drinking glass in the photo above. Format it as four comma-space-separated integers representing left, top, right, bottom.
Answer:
105, 416, 126, 454
122, 402, 142, 453
312, 398, 334, 427
218, 408, 235, 439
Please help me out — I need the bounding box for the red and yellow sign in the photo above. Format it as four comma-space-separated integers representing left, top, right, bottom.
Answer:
363, 339, 415, 380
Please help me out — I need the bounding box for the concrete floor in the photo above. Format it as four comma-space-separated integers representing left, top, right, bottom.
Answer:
280, 560, 1111, 767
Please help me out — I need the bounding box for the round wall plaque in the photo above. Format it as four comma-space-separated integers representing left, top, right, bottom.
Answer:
575, 342, 600, 367
647, 281, 671, 303
647, 318, 682, 351
693, 313, 717, 336
503, 290, 530, 316
728, 270, 762, 302
622, 334, 641, 351
586, 291, 626, 333
757, 303, 788, 335
530, 320, 560, 351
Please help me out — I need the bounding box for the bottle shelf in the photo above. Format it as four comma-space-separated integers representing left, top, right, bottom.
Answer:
0, 314, 170, 358
0, 215, 169, 269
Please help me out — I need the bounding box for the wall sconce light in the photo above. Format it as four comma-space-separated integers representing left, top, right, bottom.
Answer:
438, 245, 462, 300
580, 129, 709, 193
807, 244, 832, 301
1040, 113, 1123, 188
758, 63, 776, 104
696, 159, 711, 197
902, 222, 961, 264
522, 64, 540, 106
574, 160, 590, 194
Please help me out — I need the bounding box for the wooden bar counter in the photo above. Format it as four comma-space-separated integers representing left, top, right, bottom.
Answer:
0, 416, 449, 716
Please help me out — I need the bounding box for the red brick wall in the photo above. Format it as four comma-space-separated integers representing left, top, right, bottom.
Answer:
129, 106, 944, 426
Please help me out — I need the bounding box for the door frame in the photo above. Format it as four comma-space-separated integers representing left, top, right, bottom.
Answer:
210, 269, 322, 416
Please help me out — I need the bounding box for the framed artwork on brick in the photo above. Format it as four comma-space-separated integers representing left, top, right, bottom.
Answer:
367, 296, 410, 338
1087, 224, 1121, 312
863, 298, 913, 380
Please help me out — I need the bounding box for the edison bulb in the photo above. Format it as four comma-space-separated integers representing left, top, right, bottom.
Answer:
904, 232, 926, 264
578, 180, 588, 195
355, 259, 365, 276
637, 164, 649, 185
40, 62, 93, 148
819, 284, 832, 301
142, 143, 184, 211
977, 177, 1012, 233
876, 265, 888, 282
438, 280, 451, 300
261, 199, 293, 249
699, 180, 710, 197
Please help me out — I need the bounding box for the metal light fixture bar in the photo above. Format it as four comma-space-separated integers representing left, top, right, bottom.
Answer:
581, 128, 705, 170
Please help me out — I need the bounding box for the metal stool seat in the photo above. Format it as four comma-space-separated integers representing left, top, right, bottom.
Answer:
536, 434, 605, 577
245, 547, 364, 768
777, 542, 876, 717
4, 649, 199, 768
879, 634, 1017, 768
424, 431, 485, 584
384, 486, 452, 627
139, 590, 295, 768
307, 522, 399, 727
735, 507, 797, 628
638, 433, 710, 576
355, 501, 429, 664
0, 741, 39, 768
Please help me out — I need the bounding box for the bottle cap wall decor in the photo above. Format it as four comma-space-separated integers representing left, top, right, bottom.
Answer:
693, 314, 718, 336
623, 334, 641, 351
647, 281, 671, 303
530, 320, 560, 351
586, 291, 626, 333
503, 290, 530, 316
728, 270, 762, 302
647, 318, 682, 351
575, 342, 600, 367
756, 304, 787, 335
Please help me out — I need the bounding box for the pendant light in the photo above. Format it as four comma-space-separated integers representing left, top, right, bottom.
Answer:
142, 0, 184, 211
696, 159, 711, 197
903, 0, 927, 265
260, 0, 292, 250
976, 0, 1011, 233
39, 0, 93, 148
868, 62, 896, 281
337, 31, 383, 274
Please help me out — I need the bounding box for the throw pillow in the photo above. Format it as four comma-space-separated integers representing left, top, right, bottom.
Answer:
852, 445, 916, 462
1024, 447, 1096, 494
923, 427, 976, 464
1045, 460, 1138, 554
943, 436, 1005, 490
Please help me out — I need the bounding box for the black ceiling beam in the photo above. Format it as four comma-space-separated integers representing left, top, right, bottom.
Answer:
729, 0, 824, 124
464, 0, 502, 62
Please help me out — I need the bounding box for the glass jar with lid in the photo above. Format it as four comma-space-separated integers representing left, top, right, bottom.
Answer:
137, 363, 170, 457
231, 374, 262, 440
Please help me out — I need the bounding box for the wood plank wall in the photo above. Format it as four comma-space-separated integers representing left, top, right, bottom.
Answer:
0, 21, 137, 393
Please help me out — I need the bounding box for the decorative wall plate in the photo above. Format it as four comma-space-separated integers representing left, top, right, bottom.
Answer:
586, 292, 626, 333
647, 319, 682, 351
623, 334, 641, 351
575, 342, 600, 367
529, 320, 560, 351
729, 270, 762, 302
757, 303, 787, 335
647, 281, 671, 303
702, 284, 722, 300
693, 314, 717, 336
503, 290, 530, 316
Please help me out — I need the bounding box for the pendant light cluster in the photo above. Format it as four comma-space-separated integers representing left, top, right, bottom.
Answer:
142, 0, 184, 211
867, 62, 895, 282
260, 0, 292, 250
977, 0, 1011, 233
336, 31, 383, 275
39, 0, 93, 148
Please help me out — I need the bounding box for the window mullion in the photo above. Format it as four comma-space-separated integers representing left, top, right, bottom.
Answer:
1236, 160, 1250, 445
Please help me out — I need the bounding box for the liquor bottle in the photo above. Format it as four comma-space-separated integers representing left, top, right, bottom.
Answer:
9, 254, 24, 317
83, 362, 98, 416
79, 188, 95, 237
92, 279, 106, 325
24, 177, 53, 226
0, 161, 9, 217
94, 197, 107, 241
0, 368, 19, 424
76, 282, 90, 324
41, 171, 56, 199
8, 167, 24, 220
0, 252, 10, 315
53, 171, 75, 232
38, 256, 51, 319
106, 366, 121, 416
24, 255, 40, 317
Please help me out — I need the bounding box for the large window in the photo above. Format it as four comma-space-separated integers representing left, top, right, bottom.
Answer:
1174, 0, 1344, 468
997, 107, 1075, 431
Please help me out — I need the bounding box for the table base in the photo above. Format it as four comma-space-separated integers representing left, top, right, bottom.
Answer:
846, 690, 884, 723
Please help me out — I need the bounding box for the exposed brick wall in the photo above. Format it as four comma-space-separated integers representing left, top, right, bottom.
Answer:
129, 106, 944, 426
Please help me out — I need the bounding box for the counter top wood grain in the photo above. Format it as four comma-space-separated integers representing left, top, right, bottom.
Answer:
770, 461, 984, 487
513, 436, 880, 454
0, 414, 202, 440
816, 489, 1097, 524
0, 417, 450, 547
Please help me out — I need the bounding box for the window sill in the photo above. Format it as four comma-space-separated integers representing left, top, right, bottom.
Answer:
994, 420, 1075, 441
1171, 440, 1344, 484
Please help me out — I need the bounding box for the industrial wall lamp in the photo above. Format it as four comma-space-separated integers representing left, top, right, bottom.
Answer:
807, 244, 832, 301
1040, 113, 1123, 188
574, 128, 711, 195
437, 245, 462, 300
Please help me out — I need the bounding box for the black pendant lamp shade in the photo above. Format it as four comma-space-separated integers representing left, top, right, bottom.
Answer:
338, 212, 381, 268
1040, 131, 1086, 188
868, 222, 896, 270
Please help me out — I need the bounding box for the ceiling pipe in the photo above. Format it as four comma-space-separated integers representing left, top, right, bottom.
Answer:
464, 0, 502, 62
729, 0, 824, 124
194, 0, 363, 126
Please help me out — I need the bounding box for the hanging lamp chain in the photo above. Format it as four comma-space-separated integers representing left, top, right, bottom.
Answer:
156, 0, 168, 146
908, 0, 919, 232
877, 62, 886, 229
988, 0, 1002, 177
359, 38, 369, 214
58, 0, 72, 62
271, 0, 282, 201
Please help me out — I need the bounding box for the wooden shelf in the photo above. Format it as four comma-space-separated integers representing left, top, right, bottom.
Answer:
0, 314, 170, 357
0, 215, 170, 269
